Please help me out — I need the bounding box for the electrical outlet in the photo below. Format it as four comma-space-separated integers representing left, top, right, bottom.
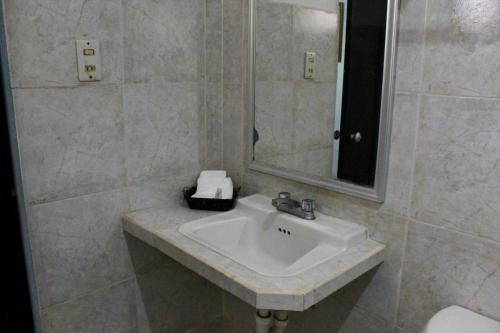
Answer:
76, 40, 101, 82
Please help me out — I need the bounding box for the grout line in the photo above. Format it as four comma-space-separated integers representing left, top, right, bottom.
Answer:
203, 0, 208, 168
395, 90, 500, 102
40, 276, 135, 311
409, 218, 500, 246
220, 0, 225, 170
417, 0, 430, 93
393, 217, 410, 328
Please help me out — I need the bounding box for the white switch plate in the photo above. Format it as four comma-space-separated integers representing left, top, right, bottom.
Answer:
76, 40, 102, 82
304, 51, 316, 79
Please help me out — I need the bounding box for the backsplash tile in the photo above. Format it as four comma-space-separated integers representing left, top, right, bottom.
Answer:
124, 82, 202, 185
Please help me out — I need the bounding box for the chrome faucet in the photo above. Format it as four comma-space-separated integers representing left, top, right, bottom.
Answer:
271, 192, 316, 220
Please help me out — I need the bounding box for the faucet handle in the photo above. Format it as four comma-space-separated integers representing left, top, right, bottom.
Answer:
301, 199, 315, 213
279, 192, 291, 199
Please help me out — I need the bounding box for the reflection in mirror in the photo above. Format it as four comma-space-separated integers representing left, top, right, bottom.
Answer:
251, 0, 391, 192
254, 0, 339, 179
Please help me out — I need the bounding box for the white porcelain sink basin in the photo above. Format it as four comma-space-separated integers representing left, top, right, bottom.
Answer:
179, 194, 368, 277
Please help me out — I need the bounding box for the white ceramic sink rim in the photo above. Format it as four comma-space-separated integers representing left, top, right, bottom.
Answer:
179, 194, 368, 277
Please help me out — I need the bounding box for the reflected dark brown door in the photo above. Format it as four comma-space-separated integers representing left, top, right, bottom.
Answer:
337, 0, 388, 186
0, 55, 35, 331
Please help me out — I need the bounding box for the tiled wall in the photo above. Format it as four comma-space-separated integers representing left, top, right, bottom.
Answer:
3, 0, 223, 331
218, 0, 500, 332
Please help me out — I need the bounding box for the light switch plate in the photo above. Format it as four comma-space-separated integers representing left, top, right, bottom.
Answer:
304, 51, 316, 79
76, 40, 101, 82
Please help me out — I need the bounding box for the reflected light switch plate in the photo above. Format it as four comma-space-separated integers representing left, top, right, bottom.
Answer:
76, 40, 101, 82
304, 51, 316, 79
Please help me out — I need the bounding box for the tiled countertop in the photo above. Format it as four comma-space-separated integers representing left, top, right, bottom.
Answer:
122, 202, 385, 311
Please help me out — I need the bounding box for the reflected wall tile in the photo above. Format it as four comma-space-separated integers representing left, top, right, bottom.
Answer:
124, 0, 204, 83
397, 221, 500, 332
124, 83, 202, 185
206, 0, 223, 83
292, 146, 333, 179
4, 0, 123, 87
41, 279, 137, 333
410, 95, 500, 242
395, 0, 427, 92
223, 84, 245, 183
255, 0, 293, 81
206, 82, 224, 169
291, 6, 337, 82
383, 93, 420, 216
29, 190, 132, 308
422, 0, 500, 97
293, 82, 335, 150
223, 0, 244, 84
254, 81, 295, 156
14, 86, 125, 205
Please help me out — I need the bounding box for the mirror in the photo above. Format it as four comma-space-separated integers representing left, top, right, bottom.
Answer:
247, 0, 398, 201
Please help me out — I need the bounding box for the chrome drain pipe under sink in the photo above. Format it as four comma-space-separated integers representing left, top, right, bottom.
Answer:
256, 309, 289, 333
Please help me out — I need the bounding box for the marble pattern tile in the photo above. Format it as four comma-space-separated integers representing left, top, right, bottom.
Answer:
41, 279, 137, 333
422, 0, 500, 97
291, 6, 337, 82
410, 95, 500, 243
383, 93, 420, 216
126, 173, 198, 212
206, 82, 224, 169
293, 82, 336, 150
333, 212, 408, 327
124, 83, 202, 184
4, 0, 123, 87
254, 81, 295, 157
305, 296, 392, 333
255, 0, 293, 81
223, 84, 245, 184
29, 190, 132, 308
14, 86, 125, 205
223, 0, 245, 85
123, 0, 204, 83
206, 0, 223, 83
395, 0, 427, 92
292, 146, 333, 179
397, 221, 500, 332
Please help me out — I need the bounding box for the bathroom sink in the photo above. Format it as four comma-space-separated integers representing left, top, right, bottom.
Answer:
179, 194, 368, 277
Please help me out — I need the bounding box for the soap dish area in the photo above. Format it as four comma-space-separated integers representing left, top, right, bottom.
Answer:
183, 186, 240, 211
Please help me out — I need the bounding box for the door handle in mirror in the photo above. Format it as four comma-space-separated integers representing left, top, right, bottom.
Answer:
350, 132, 362, 143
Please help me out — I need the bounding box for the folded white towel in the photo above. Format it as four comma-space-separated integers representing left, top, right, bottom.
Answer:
219, 177, 233, 200
199, 170, 226, 179
192, 171, 233, 199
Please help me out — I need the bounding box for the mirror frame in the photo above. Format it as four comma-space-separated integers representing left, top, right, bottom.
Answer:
246, 0, 399, 202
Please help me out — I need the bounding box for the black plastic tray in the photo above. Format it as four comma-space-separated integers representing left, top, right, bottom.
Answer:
183, 186, 239, 211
